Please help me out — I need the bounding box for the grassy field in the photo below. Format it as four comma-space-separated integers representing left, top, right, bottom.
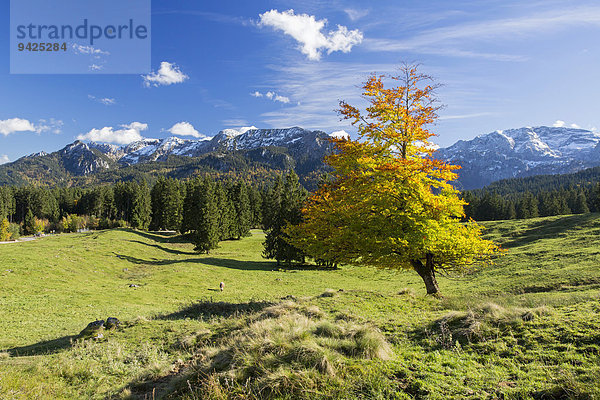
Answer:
0, 214, 599, 399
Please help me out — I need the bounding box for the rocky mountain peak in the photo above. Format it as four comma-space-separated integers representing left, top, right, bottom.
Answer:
438, 126, 600, 189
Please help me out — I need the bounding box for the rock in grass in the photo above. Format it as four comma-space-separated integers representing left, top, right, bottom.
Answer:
105, 317, 120, 330
79, 320, 105, 339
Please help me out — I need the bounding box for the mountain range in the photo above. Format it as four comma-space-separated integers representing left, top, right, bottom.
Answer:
2, 125, 600, 189
437, 126, 600, 189
0, 127, 335, 187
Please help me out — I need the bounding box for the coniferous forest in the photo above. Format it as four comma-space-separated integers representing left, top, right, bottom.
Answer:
0, 171, 308, 265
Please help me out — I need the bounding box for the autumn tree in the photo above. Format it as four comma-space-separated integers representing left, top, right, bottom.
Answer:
287, 64, 499, 295
0, 218, 11, 241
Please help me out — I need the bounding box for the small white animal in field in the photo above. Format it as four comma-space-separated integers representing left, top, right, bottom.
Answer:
220, 282, 225, 291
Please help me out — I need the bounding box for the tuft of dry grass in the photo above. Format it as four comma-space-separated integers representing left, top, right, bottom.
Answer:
431, 303, 554, 346
397, 288, 416, 297
175, 302, 393, 399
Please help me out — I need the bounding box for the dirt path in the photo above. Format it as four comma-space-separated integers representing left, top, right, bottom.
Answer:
0, 237, 36, 245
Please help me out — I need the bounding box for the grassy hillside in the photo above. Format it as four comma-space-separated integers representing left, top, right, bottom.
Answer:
1, 215, 599, 399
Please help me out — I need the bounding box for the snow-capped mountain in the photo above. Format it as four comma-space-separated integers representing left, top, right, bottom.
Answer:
0, 127, 336, 185
437, 126, 600, 189
7, 124, 599, 189
79, 127, 333, 167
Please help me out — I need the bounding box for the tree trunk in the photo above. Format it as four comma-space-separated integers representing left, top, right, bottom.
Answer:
412, 253, 441, 296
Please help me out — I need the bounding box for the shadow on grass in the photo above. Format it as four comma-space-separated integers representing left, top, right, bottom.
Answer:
4, 335, 77, 357
156, 299, 274, 320
501, 213, 599, 248
114, 254, 339, 272
123, 228, 191, 244
113, 254, 277, 271
128, 240, 197, 256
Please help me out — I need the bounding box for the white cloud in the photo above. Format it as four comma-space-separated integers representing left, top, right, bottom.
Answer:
252, 90, 290, 103
258, 9, 363, 60
222, 119, 251, 126
552, 120, 583, 129
72, 44, 109, 55
167, 122, 207, 139
257, 61, 395, 131
89, 64, 103, 71
553, 120, 566, 127
364, 6, 600, 61
0, 118, 63, 136
0, 118, 36, 136
330, 130, 350, 139
36, 118, 64, 134
344, 9, 369, 21
266, 91, 290, 103
143, 62, 189, 87
88, 95, 116, 106
77, 122, 148, 144
439, 112, 493, 121
0, 155, 10, 165
225, 126, 258, 135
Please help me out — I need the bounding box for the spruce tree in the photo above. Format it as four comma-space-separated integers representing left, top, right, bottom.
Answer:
191, 179, 219, 253
262, 171, 307, 266
215, 182, 235, 240
150, 178, 183, 231
262, 175, 283, 261
231, 182, 252, 239
24, 209, 36, 235
131, 181, 151, 230
248, 185, 263, 228
505, 201, 517, 220
573, 191, 590, 214
0, 187, 15, 221
181, 180, 199, 234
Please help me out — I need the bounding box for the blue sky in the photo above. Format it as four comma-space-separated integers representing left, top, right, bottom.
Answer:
2, 0, 600, 164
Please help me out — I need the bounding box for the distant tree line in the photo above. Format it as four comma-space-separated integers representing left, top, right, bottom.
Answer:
462, 185, 600, 221
0, 172, 307, 266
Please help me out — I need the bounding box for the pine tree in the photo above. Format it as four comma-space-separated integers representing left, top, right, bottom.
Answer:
573, 190, 590, 214
0, 187, 15, 222
262, 172, 307, 266
191, 179, 219, 253
505, 201, 517, 220
526, 192, 539, 218
215, 182, 235, 240
131, 181, 151, 230
231, 182, 252, 239
262, 175, 283, 262
248, 186, 263, 228
114, 182, 133, 222
150, 178, 183, 231
24, 209, 36, 235
181, 180, 199, 234
101, 187, 116, 220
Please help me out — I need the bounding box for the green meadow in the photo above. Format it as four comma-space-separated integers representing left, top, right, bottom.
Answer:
1, 214, 599, 399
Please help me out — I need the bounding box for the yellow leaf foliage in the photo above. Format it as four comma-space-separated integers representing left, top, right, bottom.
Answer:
287, 64, 501, 273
